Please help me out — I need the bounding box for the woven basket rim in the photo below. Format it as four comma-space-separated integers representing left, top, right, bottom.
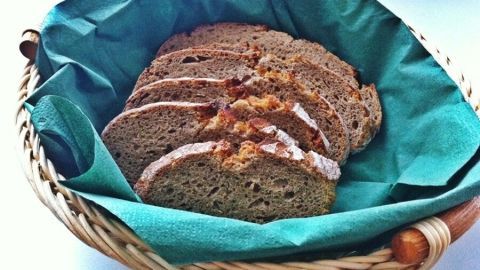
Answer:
16, 24, 480, 269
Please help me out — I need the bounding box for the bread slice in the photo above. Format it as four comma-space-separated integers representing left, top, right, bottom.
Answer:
125, 78, 331, 159
257, 55, 373, 151
134, 49, 259, 90
133, 49, 349, 162
125, 78, 243, 111
102, 101, 300, 184
134, 140, 340, 223
157, 23, 357, 87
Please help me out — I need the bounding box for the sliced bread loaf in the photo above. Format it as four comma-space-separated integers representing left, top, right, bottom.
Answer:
102, 101, 300, 184
133, 49, 349, 162
134, 140, 340, 223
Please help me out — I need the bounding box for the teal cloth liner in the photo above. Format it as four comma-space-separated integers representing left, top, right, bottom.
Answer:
25, 0, 479, 265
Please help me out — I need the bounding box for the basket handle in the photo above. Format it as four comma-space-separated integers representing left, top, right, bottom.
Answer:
20, 29, 40, 61
392, 196, 480, 264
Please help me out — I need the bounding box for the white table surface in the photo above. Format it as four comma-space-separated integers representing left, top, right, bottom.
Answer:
0, 1, 477, 269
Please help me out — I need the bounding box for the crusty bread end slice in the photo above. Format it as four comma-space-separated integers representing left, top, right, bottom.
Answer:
135, 140, 340, 223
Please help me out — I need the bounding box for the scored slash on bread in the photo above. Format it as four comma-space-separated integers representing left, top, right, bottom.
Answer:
134, 140, 340, 223
156, 22, 382, 136
102, 100, 332, 184
202, 96, 331, 156
132, 49, 350, 162
236, 77, 349, 163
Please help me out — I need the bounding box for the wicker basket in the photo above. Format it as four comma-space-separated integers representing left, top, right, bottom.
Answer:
16, 26, 479, 270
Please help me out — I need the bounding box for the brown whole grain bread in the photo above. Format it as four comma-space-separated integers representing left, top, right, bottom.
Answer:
134, 140, 340, 223
132, 49, 350, 162
102, 101, 303, 184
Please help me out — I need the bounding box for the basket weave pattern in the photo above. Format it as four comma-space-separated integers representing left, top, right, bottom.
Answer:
406, 25, 480, 116
15, 25, 479, 269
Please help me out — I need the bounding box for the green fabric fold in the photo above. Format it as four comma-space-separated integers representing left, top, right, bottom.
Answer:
26, 0, 479, 265
30, 95, 138, 202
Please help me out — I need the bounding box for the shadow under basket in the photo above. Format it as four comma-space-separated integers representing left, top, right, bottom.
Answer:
17, 28, 480, 270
